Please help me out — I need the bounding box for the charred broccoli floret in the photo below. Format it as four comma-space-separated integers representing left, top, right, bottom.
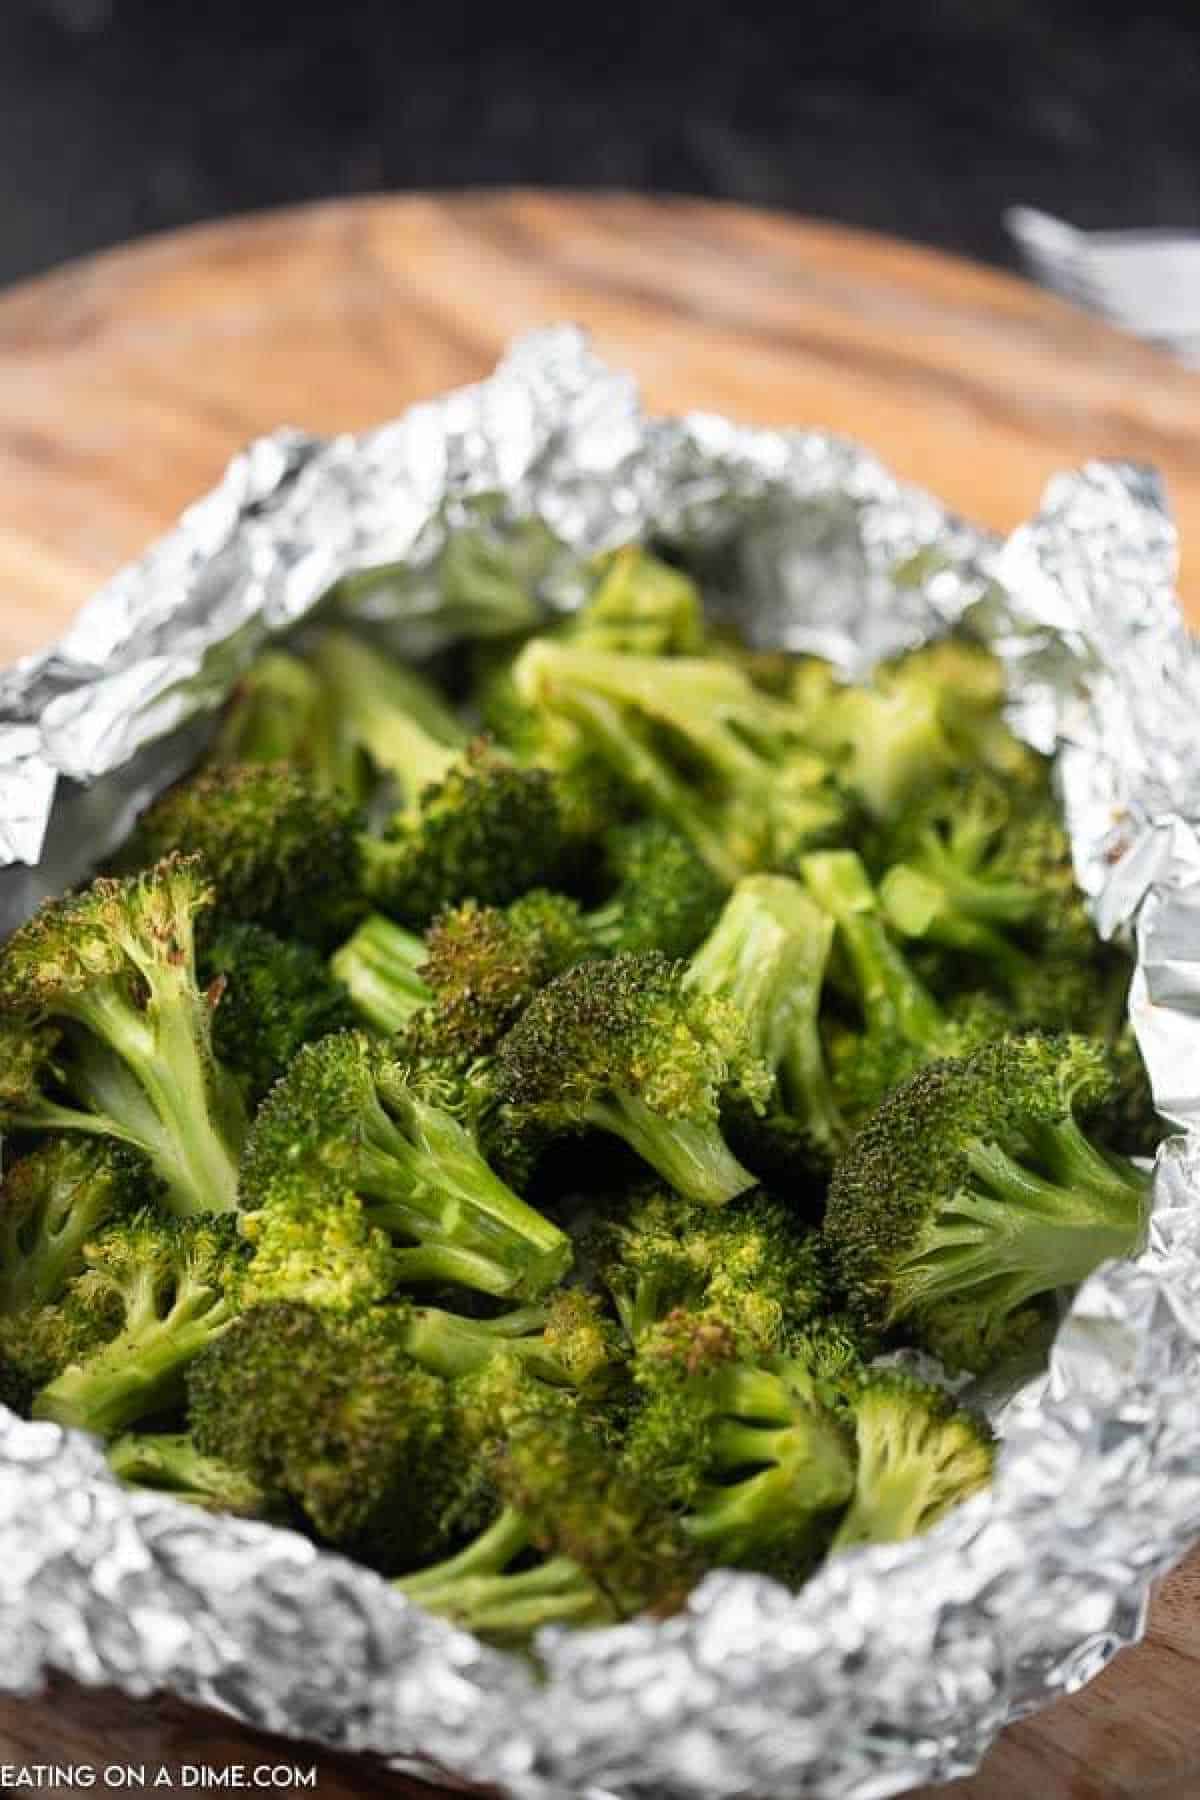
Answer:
0, 858, 246, 1216
626, 1318, 855, 1580
824, 1033, 1150, 1369
830, 1369, 994, 1551
32, 1209, 247, 1439
120, 764, 365, 948
587, 820, 726, 959
188, 1301, 470, 1572
492, 952, 768, 1207
239, 1031, 572, 1301
201, 922, 356, 1105
0, 1138, 150, 1317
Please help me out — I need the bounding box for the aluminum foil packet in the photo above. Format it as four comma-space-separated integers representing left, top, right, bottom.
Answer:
1, 327, 1200, 1800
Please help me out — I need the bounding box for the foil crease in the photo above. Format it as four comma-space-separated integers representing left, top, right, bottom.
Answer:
0, 328, 1198, 1798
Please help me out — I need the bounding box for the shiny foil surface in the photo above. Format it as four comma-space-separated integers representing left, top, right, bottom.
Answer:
1, 329, 1199, 1799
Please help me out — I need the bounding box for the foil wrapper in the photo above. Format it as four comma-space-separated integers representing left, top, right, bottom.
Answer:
1, 328, 1199, 1798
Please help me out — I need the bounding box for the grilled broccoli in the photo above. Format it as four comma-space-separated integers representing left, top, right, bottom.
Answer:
566, 545, 707, 657
587, 819, 726, 959
512, 640, 848, 883
491, 952, 768, 1207
120, 764, 365, 948
588, 1186, 829, 1354
209, 650, 333, 778
201, 921, 356, 1105
107, 1430, 273, 1517
398, 1405, 699, 1641
32, 1209, 246, 1439
626, 1317, 855, 1580
188, 1301, 470, 1572
824, 1033, 1150, 1369
830, 1369, 994, 1551
686, 875, 844, 1175
0, 858, 246, 1216
239, 1031, 572, 1301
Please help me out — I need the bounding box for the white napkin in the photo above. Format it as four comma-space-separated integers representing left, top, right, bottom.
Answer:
1007, 206, 1200, 366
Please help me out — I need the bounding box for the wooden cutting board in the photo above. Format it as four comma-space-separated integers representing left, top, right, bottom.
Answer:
1, 190, 1199, 1799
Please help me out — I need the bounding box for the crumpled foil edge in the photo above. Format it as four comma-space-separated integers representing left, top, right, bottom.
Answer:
1, 328, 1199, 1800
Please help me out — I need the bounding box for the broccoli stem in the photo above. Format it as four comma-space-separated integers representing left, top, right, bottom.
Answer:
585, 1092, 757, 1208
879, 866, 1034, 979
61, 964, 243, 1218
831, 1445, 960, 1550
34, 1289, 235, 1440
802, 851, 944, 1046
397, 1305, 556, 1378
357, 1081, 572, 1298
894, 1135, 1147, 1320
396, 1508, 611, 1638
330, 914, 432, 1034
316, 630, 467, 799
107, 1431, 266, 1515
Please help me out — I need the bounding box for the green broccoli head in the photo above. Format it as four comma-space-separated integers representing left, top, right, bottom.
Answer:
824, 1032, 1150, 1369
209, 650, 331, 777
587, 820, 727, 960
201, 921, 356, 1105
120, 764, 365, 948
362, 742, 568, 927
188, 1301, 468, 1572
831, 1368, 995, 1551
566, 546, 707, 657
239, 1190, 399, 1314
0, 1137, 152, 1318
589, 1185, 829, 1354
492, 952, 769, 1207
239, 1031, 572, 1300
32, 1208, 247, 1439
0, 857, 245, 1217
626, 1328, 855, 1580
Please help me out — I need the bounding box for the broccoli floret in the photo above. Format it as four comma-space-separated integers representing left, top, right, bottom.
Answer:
0, 1138, 150, 1324
238, 1189, 401, 1315
894, 638, 1044, 787
801, 849, 1001, 1120
188, 1301, 469, 1572
398, 1406, 699, 1642
512, 640, 848, 884
0, 858, 246, 1217
208, 650, 334, 780
830, 1369, 995, 1551
587, 820, 726, 959
492, 953, 768, 1208
412, 890, 592, 1061
1094, 1023, 1164, 1159
566, 546, 707, 657
239, 1032, 572, 1301
120, 764, 365, 949
824, 1033, 1151, 1369
588, 1186, 828, 1354
107, 1430, 273, 1517
314, 629, 566, 924
32, 1210, 247, 1439
397, 1290, 625, 1391
329, 913, 432, 1036
201, 922, 356, 1105
626, 1321, 855, 1580
686, 875, 844, 1174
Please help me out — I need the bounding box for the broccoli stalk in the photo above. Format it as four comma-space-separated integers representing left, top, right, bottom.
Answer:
209, 650, 332, 775
107, 1430, 271, 1517
831, 1371, 994, 1551
0, 858, 246, 1217
492, 953, 768, 1208
32, 1211, 245, 1439
329, 914, 432, 1035
685, 875, 844, 1166
824, 1033, 1151, 1369
397, 1506, 614, 1638
239, 1032, 572, 1300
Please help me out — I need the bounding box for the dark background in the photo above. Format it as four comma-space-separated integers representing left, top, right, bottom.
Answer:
4, 0, 1200, 288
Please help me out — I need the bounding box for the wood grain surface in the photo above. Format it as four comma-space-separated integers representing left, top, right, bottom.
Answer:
1, 190, 1199, 1798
